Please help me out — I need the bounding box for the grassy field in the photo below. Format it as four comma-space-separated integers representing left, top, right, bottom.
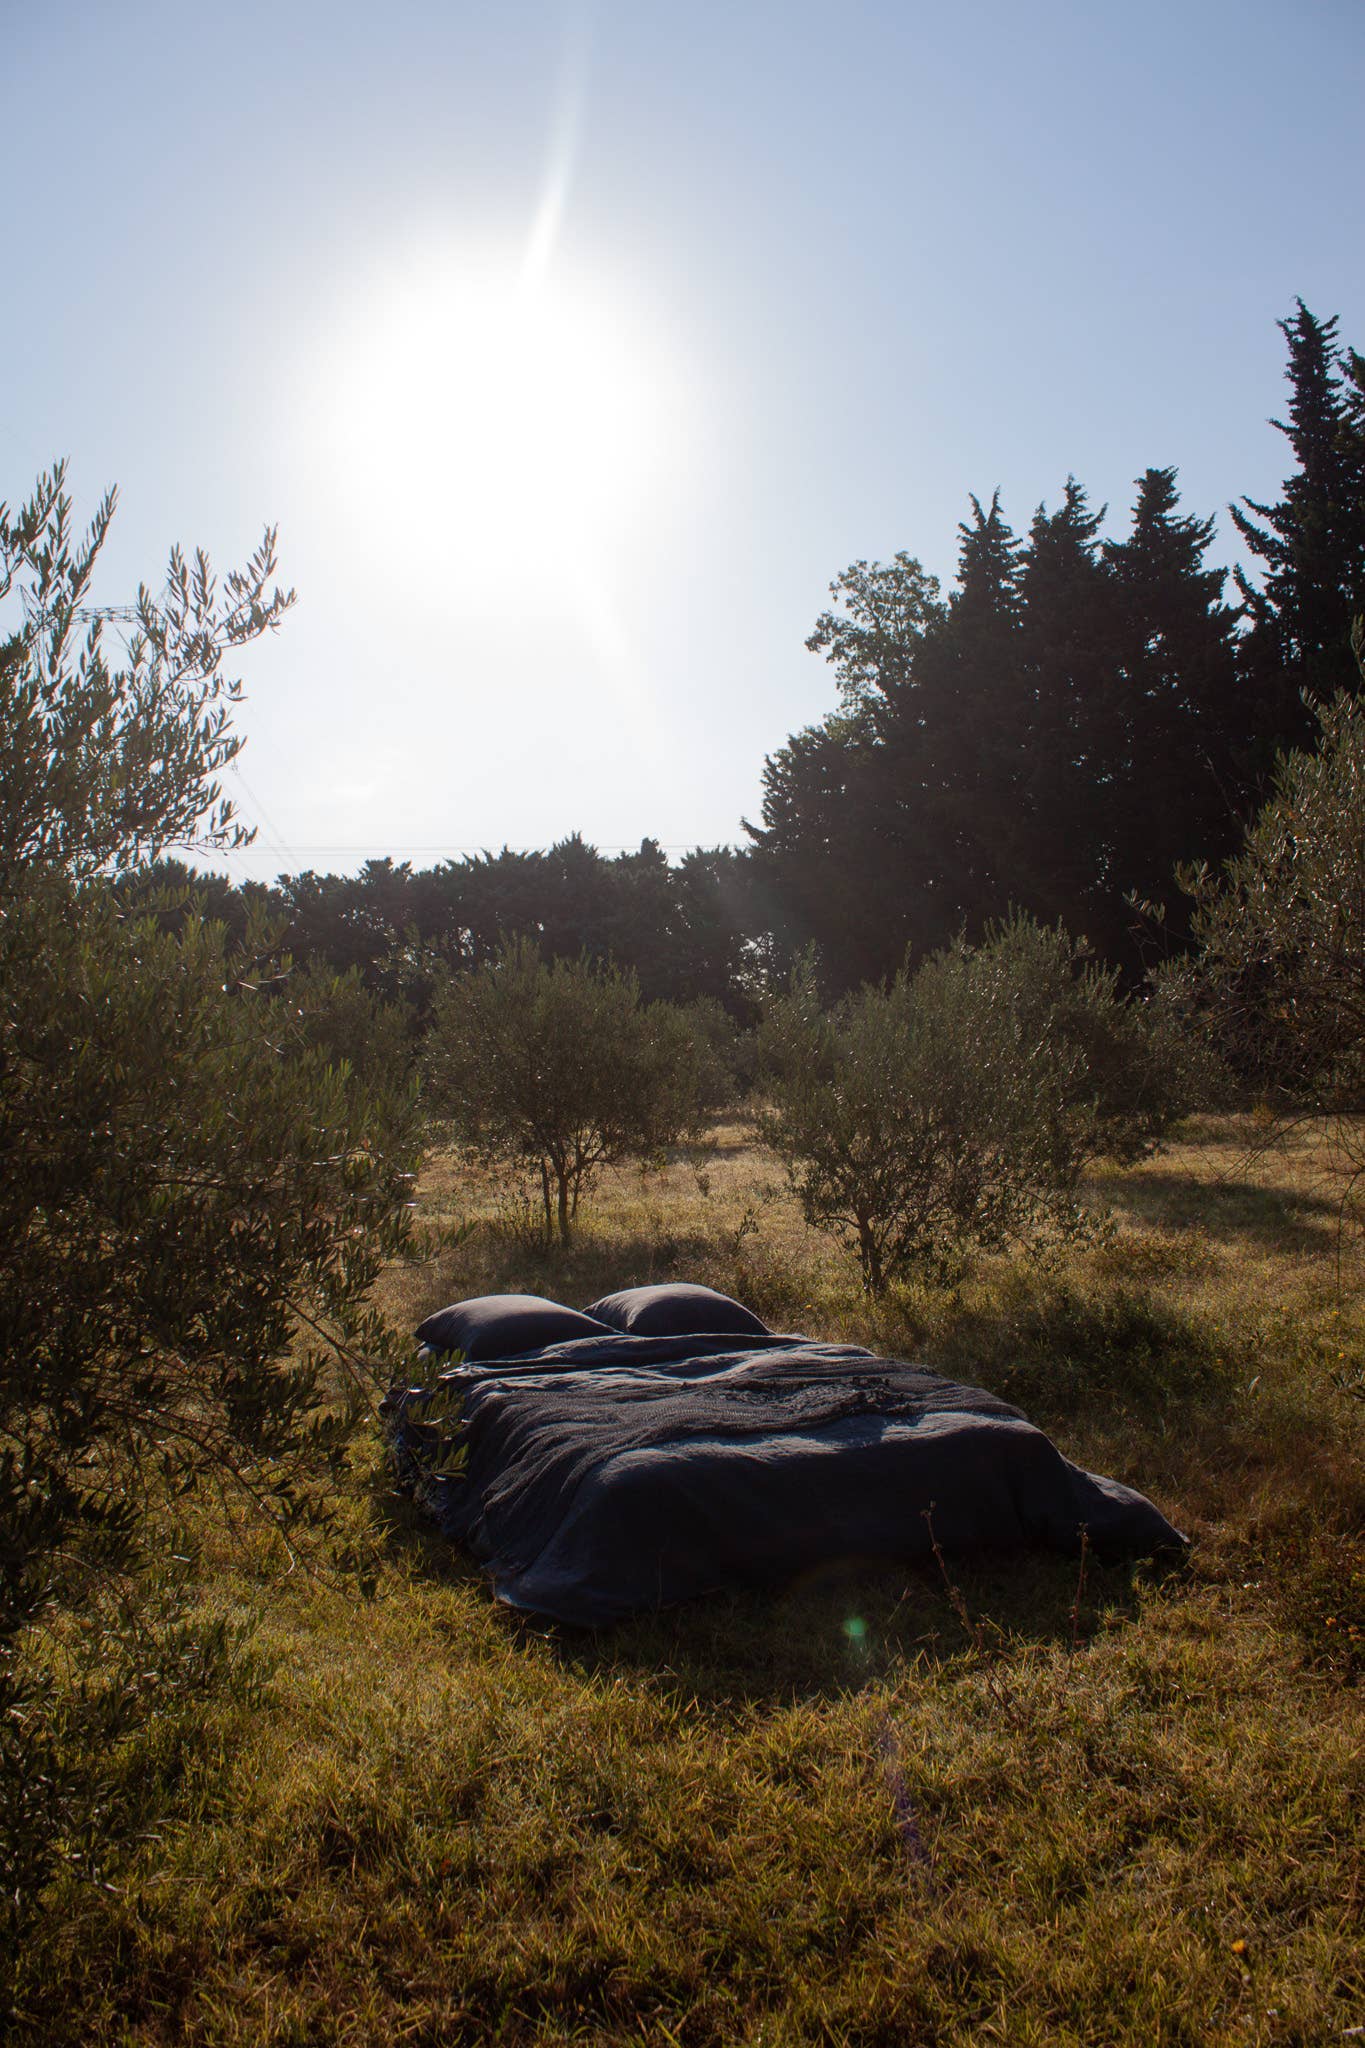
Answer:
9, 1118, 1363, 2046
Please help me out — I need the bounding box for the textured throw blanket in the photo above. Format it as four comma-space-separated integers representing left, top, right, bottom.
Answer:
385, 1332, 1185, 1626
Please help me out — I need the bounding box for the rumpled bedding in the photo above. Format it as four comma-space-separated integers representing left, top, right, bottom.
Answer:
384, 1330, 1185, 1627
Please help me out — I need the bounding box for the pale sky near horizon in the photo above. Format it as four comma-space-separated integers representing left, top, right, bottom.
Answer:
4, 0, 1364, 885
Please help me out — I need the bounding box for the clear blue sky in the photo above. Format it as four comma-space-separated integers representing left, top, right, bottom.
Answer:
5, 0, 1363, 882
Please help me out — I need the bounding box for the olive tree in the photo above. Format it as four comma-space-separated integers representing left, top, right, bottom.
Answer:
1165, 677, 1365, 1105
0, 467, 419, 1922
423, 940, 709, 1242
761, 916, 1183, 1292
0, 463, 290, 882
1160, 657, 1365, 1273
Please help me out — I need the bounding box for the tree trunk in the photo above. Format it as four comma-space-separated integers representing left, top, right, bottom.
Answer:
540, 1159, 553, 1239
858, 1216, 884, 1294
556, 1167, 571, 1245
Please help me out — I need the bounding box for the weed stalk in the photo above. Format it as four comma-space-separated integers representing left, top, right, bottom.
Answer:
920, 1503, 1023, 1728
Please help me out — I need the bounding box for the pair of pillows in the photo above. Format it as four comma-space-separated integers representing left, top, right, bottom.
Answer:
416, 1283, 769, 1361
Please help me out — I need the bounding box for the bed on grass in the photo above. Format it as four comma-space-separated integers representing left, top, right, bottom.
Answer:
384, 1286, 1185, 1628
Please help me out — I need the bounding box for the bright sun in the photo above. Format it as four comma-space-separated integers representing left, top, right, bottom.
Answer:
321, 246, 676, 608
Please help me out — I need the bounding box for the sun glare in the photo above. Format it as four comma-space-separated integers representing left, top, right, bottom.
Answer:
320, 247, 676, 607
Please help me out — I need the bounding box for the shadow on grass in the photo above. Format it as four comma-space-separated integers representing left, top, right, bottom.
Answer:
535, 1546, 1178, 1709
374, 1436, 1177, 1706
1094, 1170, 1342, 1251
923, 1268, 1238, 1437
363, 1464, 491, 1595
365, 1423, 1185, 1706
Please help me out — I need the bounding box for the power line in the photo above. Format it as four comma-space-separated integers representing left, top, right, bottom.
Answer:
75, 604, 145, 624
225, 842, 738, 855
21, 602, 151, 628
226, 764, 296, 866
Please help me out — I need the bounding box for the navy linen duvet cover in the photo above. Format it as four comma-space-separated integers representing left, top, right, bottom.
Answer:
384, 1329, 1185, 1627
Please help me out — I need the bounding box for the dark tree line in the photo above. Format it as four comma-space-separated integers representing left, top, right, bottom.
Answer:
752, 300, 1365, 987
129, 302, 1365, 1011
121, 836, 780, 1023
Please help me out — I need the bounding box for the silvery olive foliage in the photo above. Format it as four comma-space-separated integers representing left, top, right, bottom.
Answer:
761, 915, 1187, 1293
1164, 666, 1365, 1109
423, 938, 710, 1243
0, 468, 418, 1929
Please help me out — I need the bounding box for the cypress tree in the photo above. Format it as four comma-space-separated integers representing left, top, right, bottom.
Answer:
874, 491, 1028, 953
750, 706, 894, 991
1013, 479, 1116, 945
1231, 300, 1365, 755
1101, 467, 1243, 942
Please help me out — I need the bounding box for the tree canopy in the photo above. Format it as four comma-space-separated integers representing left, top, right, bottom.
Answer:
422, 939, 710, 1242
759, 916, 1181, 1293
1, 467, 418, 1921
0, 463, 293, 882
1231, 300, 1365, 751
1165, 669, 1365, 1106
750, 465, 1248, 982
748, 303, 1365, 989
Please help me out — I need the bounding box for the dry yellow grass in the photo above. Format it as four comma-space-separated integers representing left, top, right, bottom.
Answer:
9, 1115, 1363, 2046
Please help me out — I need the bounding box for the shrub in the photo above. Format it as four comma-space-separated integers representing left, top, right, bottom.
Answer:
284, 956, 417, 1087
673, 994, 758, 1111
422, 940, 710, 1242
1165, 680, 1365, 1106
760, 916, 1186, 1292
0, 466, 419, 1925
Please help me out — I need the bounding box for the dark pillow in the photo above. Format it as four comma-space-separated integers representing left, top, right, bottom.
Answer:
583, 1282, 770, 1339
415, 1294, 613, 1360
